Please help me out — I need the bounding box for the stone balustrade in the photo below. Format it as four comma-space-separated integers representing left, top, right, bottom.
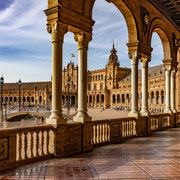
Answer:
92, 118, 137, 146
0, 112, 178, 172
0, 125, 55, 171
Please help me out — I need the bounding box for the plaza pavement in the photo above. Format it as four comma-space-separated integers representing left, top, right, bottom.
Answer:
1, 127, 180, 179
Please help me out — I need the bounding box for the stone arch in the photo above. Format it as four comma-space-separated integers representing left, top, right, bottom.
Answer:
90, 0, 138, 43
113, 94, 116, 104
49, 95, 52, 104
126, 94, 130, 103
27, 97, 30, 102
117, 94, 120, 103
71, 96, 75, 106
97, 94, 99, 104
156, 91, 159, 104
5, 97, 8, 103
101, 94, 104, 104
31, 97, 34, 103
151, 91, 154, 104
161, 90, 165, 104
89, 95, 92, 104
62, 95, 65, 105
39, 96, 42, 104
122, 94, 125, 103
148, 18, 172, 60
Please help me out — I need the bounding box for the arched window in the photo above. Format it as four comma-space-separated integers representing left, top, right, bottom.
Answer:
113, 95, 116, 104
117, 94, 120, 103
89, 95, 92, 104
101, 94, 104, 104
97, 95, 99, 104
31, 97, 34, 102
122, 94, 125, 103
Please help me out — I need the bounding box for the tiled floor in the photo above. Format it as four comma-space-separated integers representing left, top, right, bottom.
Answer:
1, 128, 180, 179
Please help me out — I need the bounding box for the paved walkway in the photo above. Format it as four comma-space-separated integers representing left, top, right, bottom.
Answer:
1, 127, 180, 179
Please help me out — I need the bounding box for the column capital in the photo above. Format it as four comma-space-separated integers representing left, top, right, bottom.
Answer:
163, 65, 171, 72
129, 52, 138, 65
47, 22, 68, 43
74, 32, 92, 50
171, 69, 176, 77
140, 56, 150, 68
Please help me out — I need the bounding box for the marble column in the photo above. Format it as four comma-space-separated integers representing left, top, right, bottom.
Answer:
170, 70, 177, 113
129, 52, 139, 117
46, 22, 67, 125
73, 32, 92, 123
164, 65, 172, 114
140, 57, 149, 116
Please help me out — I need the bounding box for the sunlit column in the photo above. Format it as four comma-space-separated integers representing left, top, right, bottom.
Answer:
129, 52, 139, 117
73, 32, 92, 123
170, 70, 177, 113
140, 57, 150, 116
46, 22, 67, 125
164, 65, 172, 114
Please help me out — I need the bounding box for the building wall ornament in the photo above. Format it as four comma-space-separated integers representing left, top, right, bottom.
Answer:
140, 6, 151, 34
47, 22, 68, 43
74, 32, 92, 50
140, 56, 150, 68
129, 52, 138, 65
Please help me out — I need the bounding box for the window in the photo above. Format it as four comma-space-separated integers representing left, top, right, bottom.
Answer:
101, 75, 103, 80
94, 84, 97, 90
88, 84, 91, 91
100, 83, 103, 90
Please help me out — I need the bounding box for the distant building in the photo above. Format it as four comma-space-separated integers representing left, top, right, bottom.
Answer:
1, 44, 166, 113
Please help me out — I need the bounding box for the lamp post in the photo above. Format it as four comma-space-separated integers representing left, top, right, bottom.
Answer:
4, 97, 7, 123
28, 90, 31, 108
18, 79, 22, 112
23, 91, 25, 105
67, 79, 70, 116
0, 75, 4, 123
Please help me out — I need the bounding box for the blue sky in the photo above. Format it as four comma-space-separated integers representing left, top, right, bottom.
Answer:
0, 0, 163, 83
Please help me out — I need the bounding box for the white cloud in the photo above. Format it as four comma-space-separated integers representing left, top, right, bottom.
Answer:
0, 0, 163, 82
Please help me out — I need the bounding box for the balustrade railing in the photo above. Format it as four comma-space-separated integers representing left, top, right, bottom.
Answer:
16, 126, 54, 162
92, 118, 136, 146
0, 125, 55, 171
0, 112, 177, 172
150, 113, 170, 131
92, 120, 110, 145
122, 119, 136, 137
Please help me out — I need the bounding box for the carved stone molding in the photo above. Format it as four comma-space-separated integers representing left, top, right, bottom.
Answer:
129, 52, 139, 65
164, 65, 171, 72
140, 57, 150, 68
140, 6, 151, 34
74, 32, 92, 50
47, 22, 68, 43
171, 70, 176, 77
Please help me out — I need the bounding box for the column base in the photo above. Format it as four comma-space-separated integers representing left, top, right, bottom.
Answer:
73, 116, 92, 123
128, 110, 139, 118
164, 108, 172, 114
171, 108, 177, 113
46, 116, 67, 125
140, 109, 149, 117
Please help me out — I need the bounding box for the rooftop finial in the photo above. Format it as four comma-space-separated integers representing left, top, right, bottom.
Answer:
111, 40, 116, 53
